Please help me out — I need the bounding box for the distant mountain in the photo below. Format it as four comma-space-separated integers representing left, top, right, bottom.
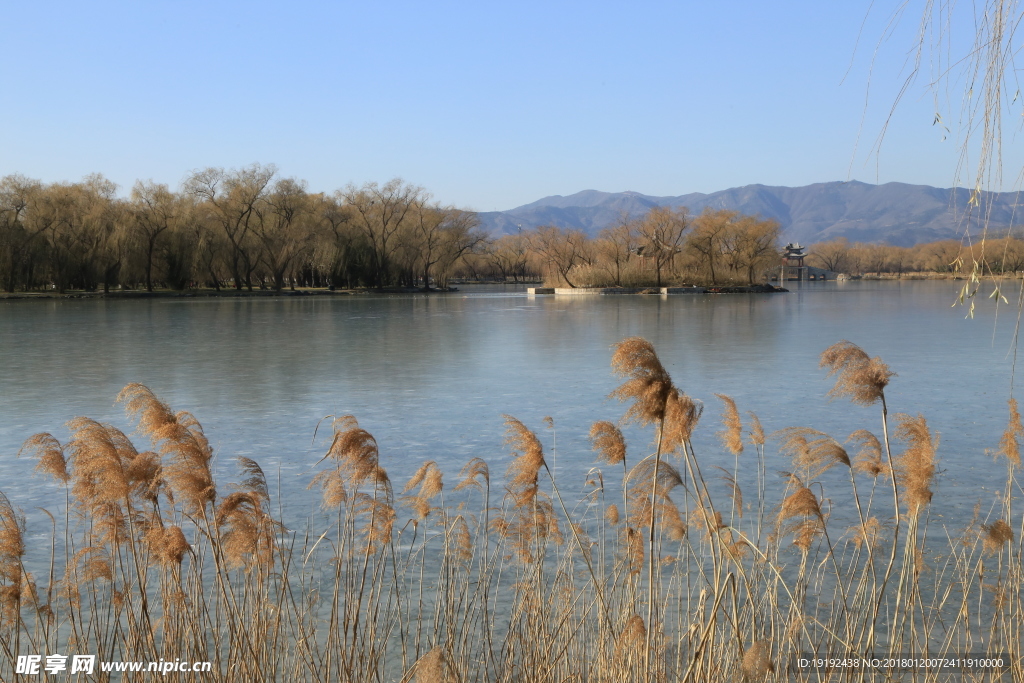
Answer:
476, 181, 1024, 246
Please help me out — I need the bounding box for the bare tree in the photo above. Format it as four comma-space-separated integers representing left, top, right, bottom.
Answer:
595, 217, 639, 286
685, 208, 731, 284
343, 179, 420, 288
726, 216, 781, 283
130, 181, 182, 291
409, 201, 483, 289
186, 164, 275, 291
530, 226, 592, 288
808, 237, 854, 273
487, 233, 531, 282
0, 174, 44, 292
253, 177, 313, 291
636, 207, 689, 286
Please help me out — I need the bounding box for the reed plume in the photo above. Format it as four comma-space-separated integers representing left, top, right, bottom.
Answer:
848, 429, 890, 478
217, 492, 273, 569
118, 383, 215, 516
998, 398, 1023, 466
610, 337, 673, 426
777, 427, 851, 479
0, 493, 25, 628
413, 647, 456, 683
402, 461, 443, 520
982, 519, 1014, 554
893, 413, 937, 515
19, 432, 69, 483
502, 415, 545, 507
747, 411, 765, 447
149, 525, 190, 566
850, 517, 884, 549
622, 527, 644, 575
590, 421, 626, 465
453, 457, 489, 493
662, 388, 701, 453
605, 504, 621, 525
624, 458, 683, 531
0, 493, 25, 585
310, 415, 391, 508
779, 481, 823, 551
819, 340, 894, 405
716, 394, 743, 456
614, 614, 646, 664
740, 640, 774, 680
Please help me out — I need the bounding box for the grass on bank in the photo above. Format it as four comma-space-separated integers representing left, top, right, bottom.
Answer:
0, 338, 1022, 682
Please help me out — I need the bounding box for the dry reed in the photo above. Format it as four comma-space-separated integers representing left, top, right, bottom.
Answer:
0, 338, 1021, 683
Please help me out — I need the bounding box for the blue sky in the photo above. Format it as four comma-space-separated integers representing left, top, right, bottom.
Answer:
1, 1, 1015, 210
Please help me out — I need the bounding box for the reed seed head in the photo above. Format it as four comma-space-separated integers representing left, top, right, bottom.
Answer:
615, 614, 646, 663
148, 524, 190, 566
894, 413, 938, 515
998, 398, 1023, 466
847, 430, 890, 479
589, 421, 626, 466
414, 647, 455, 683
741, 641, 774, 680
689, 507, 726, 541
715, 394, 743, 456
503, 415, 545, 506
119, 384, 216, 515
747, 412, 765, 447
454, 457, 489, 492
849, 517, 883, 550
779, 483, 823, 551
605, 503, 621, 526
983, 519, 1014, 554
217, 491, 271, 569
610, 337, 674, 426
662, 389, 701, 452
0, 493, 25, 586
780, 486, 821, 520
777, 427, 850, 478
20, 432, 69, 483
819, 340, 894, 406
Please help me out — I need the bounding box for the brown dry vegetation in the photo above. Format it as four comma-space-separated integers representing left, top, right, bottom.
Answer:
807, 236, 1024, 278
0, 340, 1022, 681
7, 167, 1024, 295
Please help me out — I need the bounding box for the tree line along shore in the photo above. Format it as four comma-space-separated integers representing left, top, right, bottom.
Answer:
1, 165, 1020, 296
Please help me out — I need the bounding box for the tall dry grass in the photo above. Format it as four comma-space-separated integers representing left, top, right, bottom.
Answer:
0, 340, 1021, 681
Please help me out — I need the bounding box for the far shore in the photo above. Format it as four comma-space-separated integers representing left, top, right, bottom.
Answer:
0, 286, 464, 301
0, 272, 1009, 302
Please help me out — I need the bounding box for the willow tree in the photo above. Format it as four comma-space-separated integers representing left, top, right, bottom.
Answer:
530, 226, 592, 288
253, 177, 313, 291
0, 174, 43, 292
186, 164, 275, 291
685, 208, 733, 285
130, 181, 182, 291
408, 201, 483, 289
635, 206, 688, 287
344, 179, 420, 288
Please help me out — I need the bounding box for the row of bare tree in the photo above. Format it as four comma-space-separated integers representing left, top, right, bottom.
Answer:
14, 166, 1004, 294
0, 166, 483, 293
807, 237, 1024, 277
460, 208, 783, 287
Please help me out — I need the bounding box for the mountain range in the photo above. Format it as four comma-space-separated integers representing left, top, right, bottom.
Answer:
476, 181, 1024, 246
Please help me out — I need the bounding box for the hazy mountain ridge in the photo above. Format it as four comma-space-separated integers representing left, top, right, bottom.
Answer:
477, 181, 1024, 246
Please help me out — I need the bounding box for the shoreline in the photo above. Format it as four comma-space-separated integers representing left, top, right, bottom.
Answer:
0, 286, 470, 301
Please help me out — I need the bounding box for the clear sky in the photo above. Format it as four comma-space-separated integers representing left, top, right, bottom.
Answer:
1, 1, 1015, 210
